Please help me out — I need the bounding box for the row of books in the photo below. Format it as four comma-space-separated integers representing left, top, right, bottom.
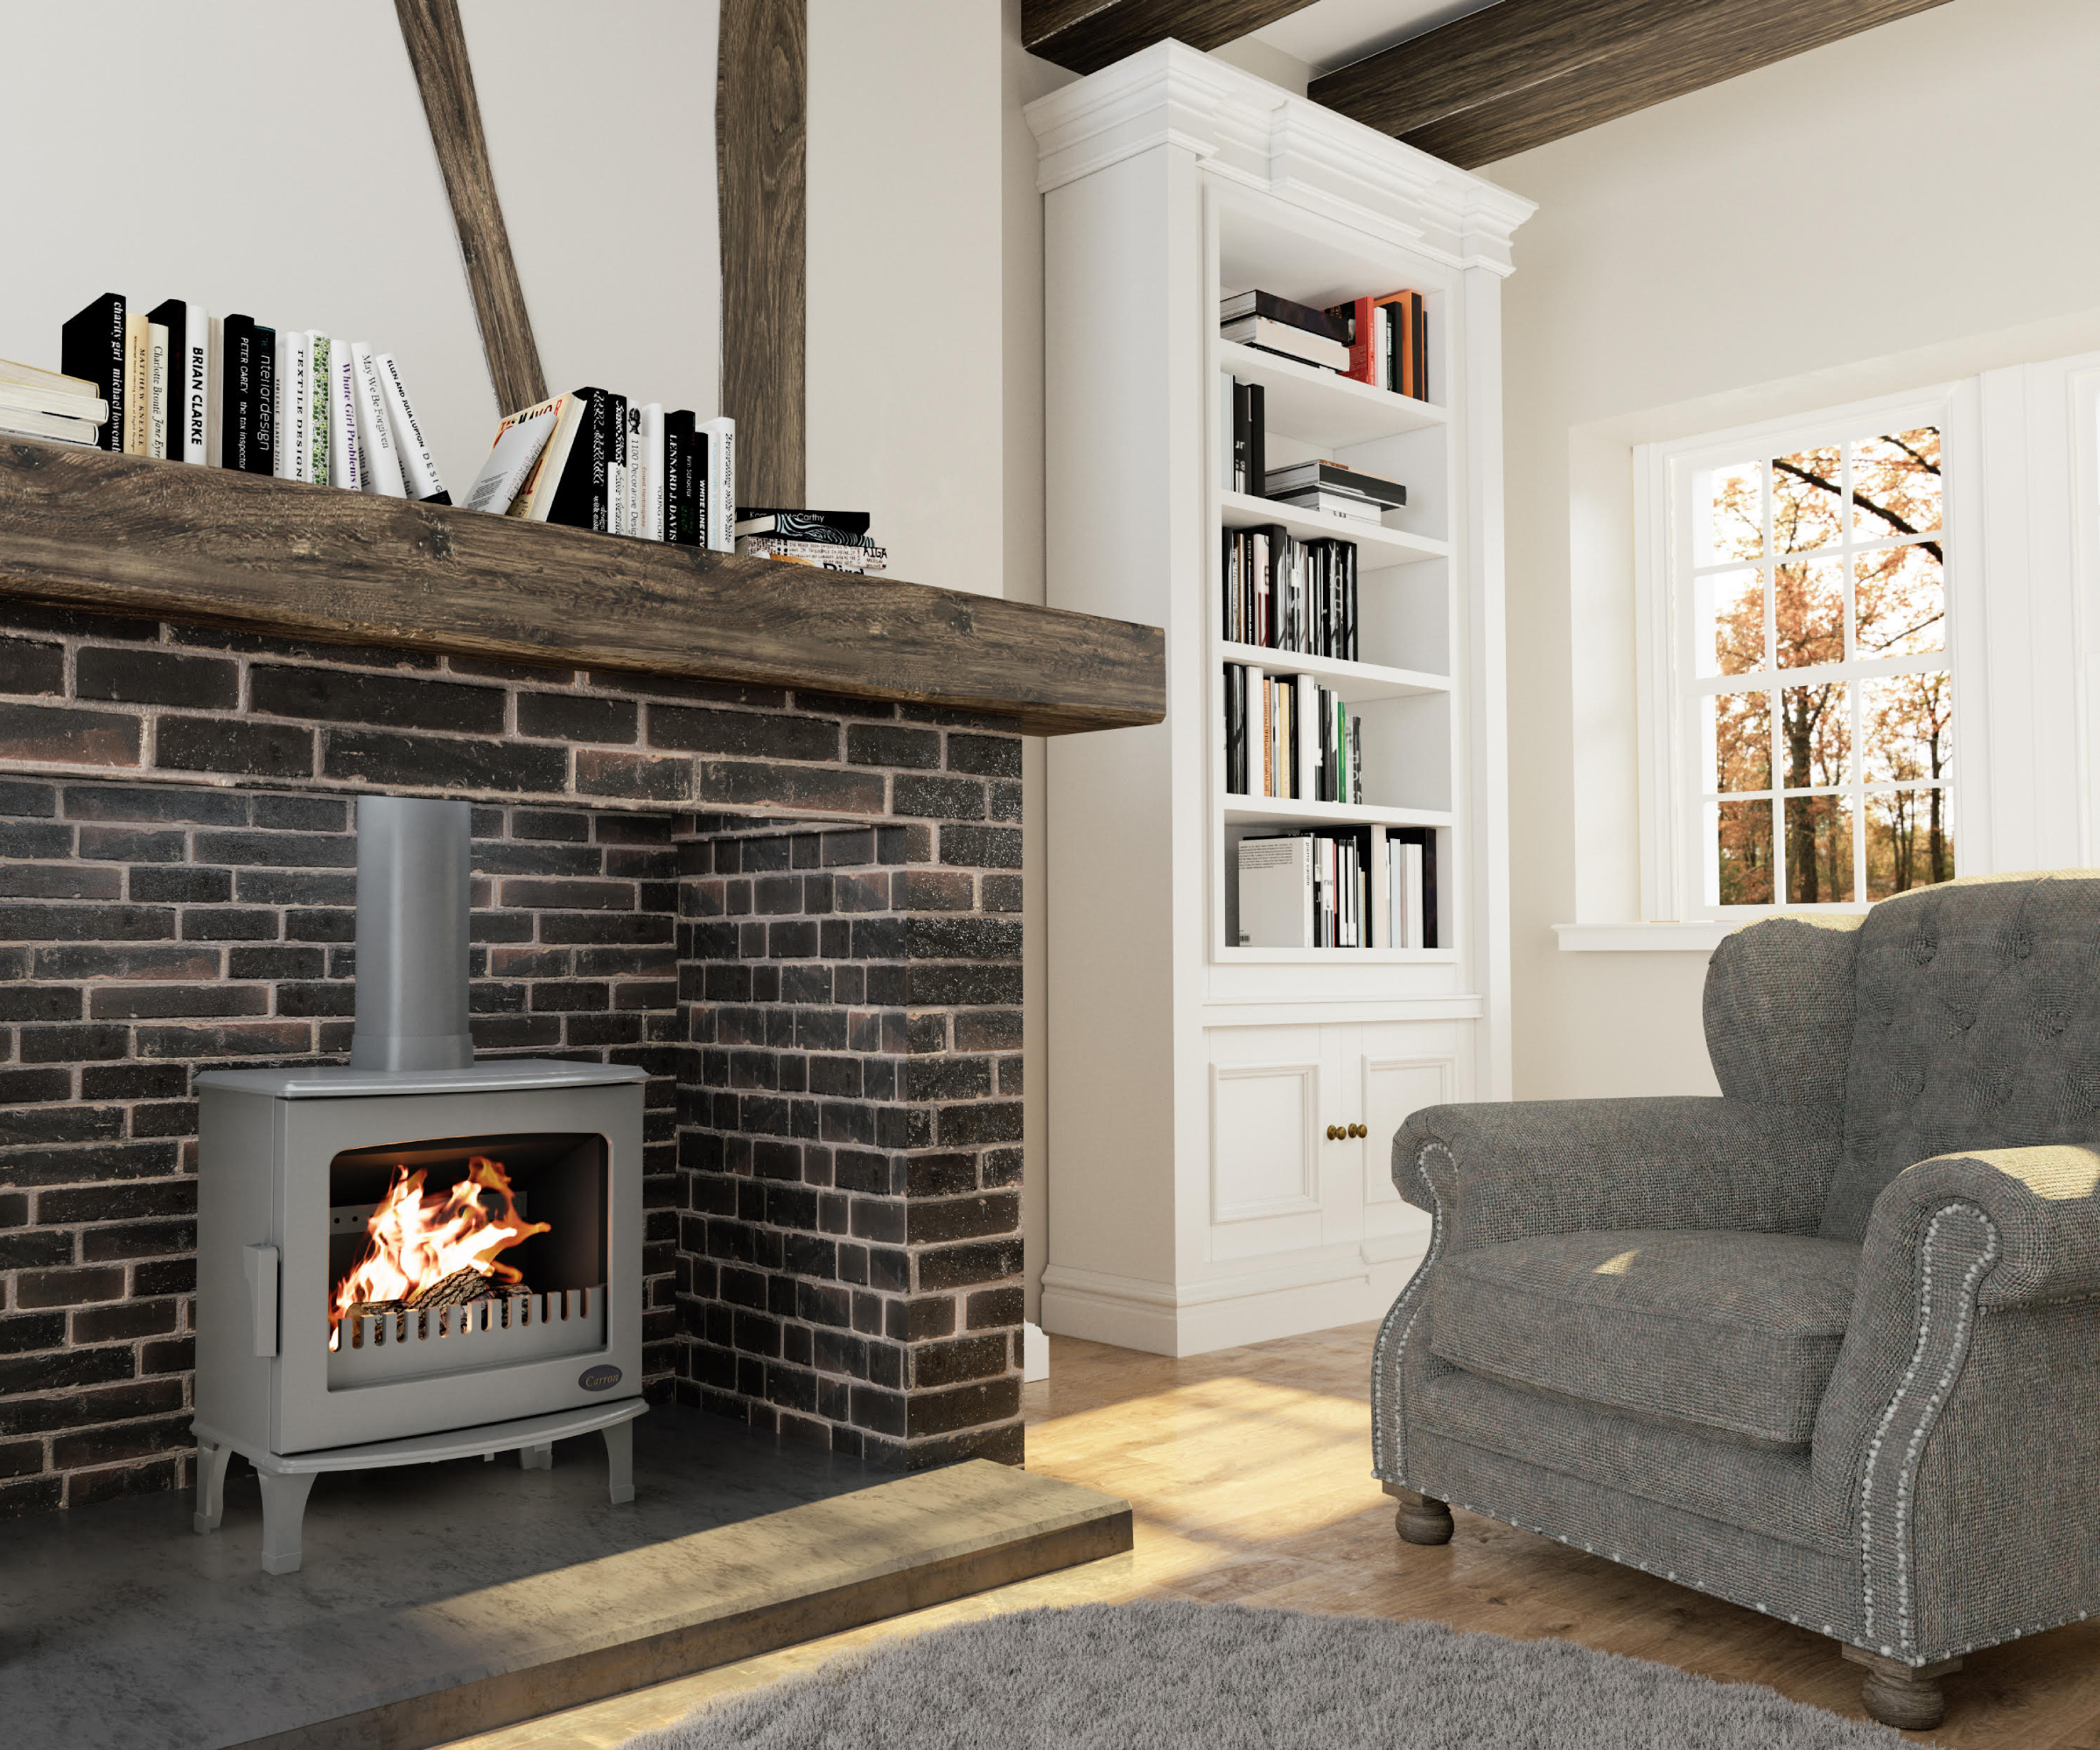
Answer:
1223, 528, 1360, 660
56, 292, 446, 500
1220, 288, 1432, 402
1236, 827, 1438, 950
1223, 662, 1362, 805
467, 393, 732, 541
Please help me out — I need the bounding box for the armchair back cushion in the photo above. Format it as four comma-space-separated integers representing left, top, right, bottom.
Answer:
1824, 873, 2100, 1240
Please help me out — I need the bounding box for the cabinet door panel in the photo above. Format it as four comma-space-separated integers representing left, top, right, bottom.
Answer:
1208, 1060, 1320, 1226
1361, 1054, 1452, 1264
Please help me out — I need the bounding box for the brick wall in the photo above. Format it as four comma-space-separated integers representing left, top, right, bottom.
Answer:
0, 603, 1027, 1512
677, 808, 1026, 1468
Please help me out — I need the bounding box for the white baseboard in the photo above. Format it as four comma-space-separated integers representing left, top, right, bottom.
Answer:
1040, 1249, 1426, 1357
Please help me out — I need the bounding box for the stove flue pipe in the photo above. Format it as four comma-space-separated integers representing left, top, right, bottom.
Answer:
348, 795, 476, 1072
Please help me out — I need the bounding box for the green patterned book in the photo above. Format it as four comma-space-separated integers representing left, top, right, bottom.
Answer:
308, 333, 331, 486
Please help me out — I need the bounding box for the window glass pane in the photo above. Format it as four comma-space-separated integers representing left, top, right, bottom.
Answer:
1774, 558, 1844, 668
1785, 795, 1854, 903
1698, 566, 1765, 676
1779, 681, 1849, 788
1716, 800, 1774, 906
1852, 427, 1941, 541
1863, 671, 1952, 782
1708, 690, 1772, 793
1866, 790, 1954, 898
1772, 445, 1844, 555
1854, 543, 1944, 657
1697, 462, 1763, 565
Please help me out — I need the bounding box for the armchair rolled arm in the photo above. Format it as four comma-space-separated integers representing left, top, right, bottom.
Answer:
1864, 1146, 2100, 1310
1393, 1096, 1824, 1256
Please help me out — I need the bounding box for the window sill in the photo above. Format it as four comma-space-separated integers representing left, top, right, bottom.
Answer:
1553, 922, 1730, 953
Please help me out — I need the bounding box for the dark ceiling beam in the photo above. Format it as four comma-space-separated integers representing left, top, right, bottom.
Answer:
1308, 0, 1955, 171
1025, 0, 1320, 77
394, 0, 548, 413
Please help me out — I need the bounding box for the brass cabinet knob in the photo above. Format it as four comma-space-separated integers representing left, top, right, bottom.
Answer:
1325, 1124, 1342, 1141
1349, 1124, 1367, 1138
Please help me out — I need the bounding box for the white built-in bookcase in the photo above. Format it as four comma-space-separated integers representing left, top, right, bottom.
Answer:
1029, 46, 1533, 1355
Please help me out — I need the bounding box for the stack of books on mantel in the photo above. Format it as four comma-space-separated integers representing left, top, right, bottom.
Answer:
57, 291, 448, 500
467, 396, 732, 543
737, 509, 886, 574
0, 357, 108, 446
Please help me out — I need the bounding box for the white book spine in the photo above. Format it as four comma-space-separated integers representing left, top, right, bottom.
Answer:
1399, 843, 1425, 950
376, 354, 444, 501
1297, 680, 1317, 802
273, 333, 292, 478
146, 324, 170, 459
288, 333, 312, 482
640, 403, 665, 540
700, 416, 735, 550
621, 404, 640, 536
178, 302, 208, 464
329, 343, 363, 490
350, 343, 405, 496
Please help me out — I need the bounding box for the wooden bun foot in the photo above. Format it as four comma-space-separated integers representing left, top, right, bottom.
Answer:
1842, 1645, 1959, 1731
1392, 1488, 1454, 1545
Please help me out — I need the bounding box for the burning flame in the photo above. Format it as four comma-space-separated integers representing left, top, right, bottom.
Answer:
330, 1156, 549, 1340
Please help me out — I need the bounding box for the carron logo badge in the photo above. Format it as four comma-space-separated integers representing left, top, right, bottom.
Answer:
578, 1364, 623, 1392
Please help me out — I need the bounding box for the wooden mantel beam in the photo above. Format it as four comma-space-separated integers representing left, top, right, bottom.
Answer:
1024, 0, 1320, 77
1309, 0, 1955, 171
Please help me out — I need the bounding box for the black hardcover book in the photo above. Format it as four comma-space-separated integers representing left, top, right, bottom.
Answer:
546, 387, 611, 530
1230, 380, 1248, 493
1246, 382, 1265, 502
60, 292, 126, 452
736, 508, 872, 535
1219, 290, 1351, 346
1416, 298, 1429, 403
220, 315, 253, 472
249, 323, 276, 476
606, 392, 628, 532
663, 410, 697, 544
1392, 826, 1438, 948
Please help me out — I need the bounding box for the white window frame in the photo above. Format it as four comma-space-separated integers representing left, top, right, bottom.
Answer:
1633, 384, 1972, 925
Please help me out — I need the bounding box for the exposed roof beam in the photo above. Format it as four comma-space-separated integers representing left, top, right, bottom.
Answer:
1308, 0, 1954, 170
1024, 0, 1320, 77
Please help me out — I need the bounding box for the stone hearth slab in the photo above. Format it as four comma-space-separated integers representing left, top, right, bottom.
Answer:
4, 1405, 1131, 1750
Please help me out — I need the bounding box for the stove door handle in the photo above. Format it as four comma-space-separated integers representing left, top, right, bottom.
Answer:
243, 1243, 280, 1358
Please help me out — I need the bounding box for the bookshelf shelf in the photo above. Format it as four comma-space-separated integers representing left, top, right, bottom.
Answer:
1034, 43, 1531, 1355
1214, 340, 1446, 447
0, 439, 1164, 737
1214, 641, 1450, 701
1222, 794, 1453, 830
1217, 490, 1446, 561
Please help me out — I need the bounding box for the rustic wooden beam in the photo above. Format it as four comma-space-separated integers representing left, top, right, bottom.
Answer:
1024, 0, 1320, 76
1309, 0, 1955, 171
0, 443, 1163, 737
718, 0, 808, 508
394, 0, 548, 412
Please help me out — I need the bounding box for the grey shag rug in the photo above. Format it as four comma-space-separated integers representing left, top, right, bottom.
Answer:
621, 1600, 1905, 1748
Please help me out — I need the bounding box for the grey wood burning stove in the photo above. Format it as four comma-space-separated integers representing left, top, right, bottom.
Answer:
191, 797, 647, 1573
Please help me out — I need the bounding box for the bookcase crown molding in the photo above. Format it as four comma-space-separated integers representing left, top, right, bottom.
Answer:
1024, 41, 1536, 275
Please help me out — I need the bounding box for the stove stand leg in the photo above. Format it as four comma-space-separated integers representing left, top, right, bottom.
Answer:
192, 1438, 233, 1535
257, 1470, 316, 1575
604, 1418, 634, 1505
519, 1443, 553, 1470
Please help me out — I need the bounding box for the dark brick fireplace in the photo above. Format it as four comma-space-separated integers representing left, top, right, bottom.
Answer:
0, 601, 1027, 1512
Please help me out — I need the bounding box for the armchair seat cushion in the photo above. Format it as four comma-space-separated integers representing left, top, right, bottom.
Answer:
1429, 1229, 1860, 1450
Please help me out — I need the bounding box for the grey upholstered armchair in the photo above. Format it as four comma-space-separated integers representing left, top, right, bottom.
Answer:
1373, 872, 2100, 1730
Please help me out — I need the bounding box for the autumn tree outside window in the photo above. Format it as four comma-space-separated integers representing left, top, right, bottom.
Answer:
1671, 403, 1956, 912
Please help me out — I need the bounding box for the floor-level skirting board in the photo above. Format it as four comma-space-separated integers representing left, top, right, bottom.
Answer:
1040, 1251, 1425, 1356
6, 1406, 1130, 1750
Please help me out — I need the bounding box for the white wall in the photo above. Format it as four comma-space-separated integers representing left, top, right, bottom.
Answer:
1484, 0, 2100, 1100
806, 0, 1005, 596
0, 0, 720, 496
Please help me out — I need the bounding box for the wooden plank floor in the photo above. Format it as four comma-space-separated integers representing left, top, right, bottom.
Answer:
439, 1323, 2100, 1748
